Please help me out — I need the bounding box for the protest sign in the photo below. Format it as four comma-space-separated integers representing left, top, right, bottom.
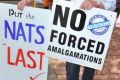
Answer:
0, 3, 49, 80
45, 0, 117, 70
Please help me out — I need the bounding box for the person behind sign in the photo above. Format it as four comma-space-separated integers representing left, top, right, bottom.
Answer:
17, 0, 116, 80
66, 1, 116, 80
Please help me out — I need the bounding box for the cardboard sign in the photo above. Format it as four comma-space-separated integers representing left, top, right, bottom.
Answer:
0, 3, 49, 80
45, 0, 117, 70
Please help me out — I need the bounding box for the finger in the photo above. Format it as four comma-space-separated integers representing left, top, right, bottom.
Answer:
87, 6, 92, 10
80, 1, 86, 9
80, 0, 86, 9
87, 3, 96, 10
18, 4, 23, 11
81, 2, 89, 10
82, 1, 94, 10
17, 0, 27, 11
17, 2, 22, 10
85, 4, 93, 10
80, 0, 90, 10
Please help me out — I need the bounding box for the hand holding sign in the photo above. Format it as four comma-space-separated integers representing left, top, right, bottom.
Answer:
17, 0, 34, 10
80, 0, 104, 10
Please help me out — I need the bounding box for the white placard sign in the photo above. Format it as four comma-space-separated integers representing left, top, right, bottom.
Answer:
45, 0, 117, 70
0, 3, 49, 80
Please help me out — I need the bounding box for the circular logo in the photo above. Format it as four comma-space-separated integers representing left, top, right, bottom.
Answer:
87, 14, 110, 35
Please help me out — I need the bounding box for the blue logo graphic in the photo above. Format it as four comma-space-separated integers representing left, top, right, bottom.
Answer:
87, 14, 111, 35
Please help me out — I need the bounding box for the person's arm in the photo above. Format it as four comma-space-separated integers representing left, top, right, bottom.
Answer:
80, 0, 116, 11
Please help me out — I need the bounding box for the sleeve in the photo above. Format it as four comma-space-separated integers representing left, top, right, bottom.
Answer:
101, 0, 116, 11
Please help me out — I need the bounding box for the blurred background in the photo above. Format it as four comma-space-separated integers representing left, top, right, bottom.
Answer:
0, 0, 120, 80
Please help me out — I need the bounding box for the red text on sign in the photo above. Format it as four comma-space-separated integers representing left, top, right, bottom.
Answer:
7, 47, 44, 70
